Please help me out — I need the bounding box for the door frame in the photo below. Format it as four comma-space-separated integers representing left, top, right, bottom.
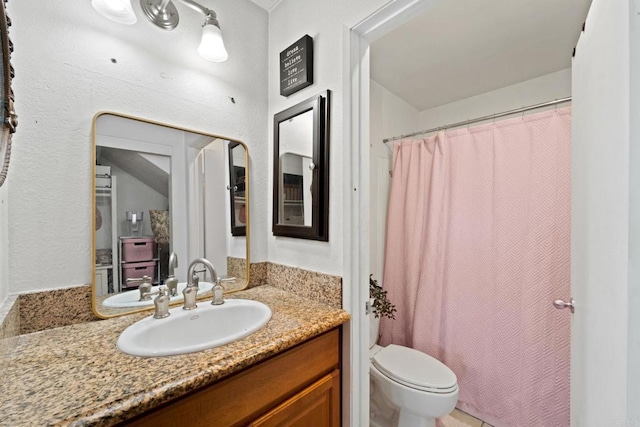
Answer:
344, 0, 627, 425
344, 1, 443, 424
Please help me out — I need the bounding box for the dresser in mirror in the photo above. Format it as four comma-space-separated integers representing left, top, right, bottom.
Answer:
92, 112, 250, 318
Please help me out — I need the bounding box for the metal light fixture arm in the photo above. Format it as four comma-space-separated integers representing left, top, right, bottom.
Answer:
140, 0, 220, 30
176, 0, 217, 21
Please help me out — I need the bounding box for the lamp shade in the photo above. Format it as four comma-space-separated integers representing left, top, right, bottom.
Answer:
91, 0, 137, 25
198, 23, 228, 63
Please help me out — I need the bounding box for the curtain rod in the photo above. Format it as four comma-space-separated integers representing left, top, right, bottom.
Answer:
382, 96, 572, 143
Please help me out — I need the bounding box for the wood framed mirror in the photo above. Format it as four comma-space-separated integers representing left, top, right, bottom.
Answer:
272, 90, 329, 241
228, 141, 247, 236
91, 112, 250, 318
0, 0, 17, 188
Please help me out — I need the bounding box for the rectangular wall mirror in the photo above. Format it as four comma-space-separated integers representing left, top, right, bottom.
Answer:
272, 90, 330, 241
228, 142, 247, 236
92, 112, 250, 318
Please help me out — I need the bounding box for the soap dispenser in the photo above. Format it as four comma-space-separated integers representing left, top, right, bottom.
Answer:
165, 252, 179, 297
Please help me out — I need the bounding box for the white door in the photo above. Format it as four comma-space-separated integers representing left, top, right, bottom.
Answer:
570, 1, 630, 425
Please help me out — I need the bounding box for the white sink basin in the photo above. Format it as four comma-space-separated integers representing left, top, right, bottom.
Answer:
102, 282, 214, 308
117, 299, 272, 357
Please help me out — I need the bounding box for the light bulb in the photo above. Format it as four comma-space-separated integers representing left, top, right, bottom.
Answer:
198, 23, 228, 63
91, 0, 137, 25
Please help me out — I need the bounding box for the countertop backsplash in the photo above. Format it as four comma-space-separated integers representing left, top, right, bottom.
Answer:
0, 262, 343, 337
0, 286, 349, 426
0, 294, 19, 339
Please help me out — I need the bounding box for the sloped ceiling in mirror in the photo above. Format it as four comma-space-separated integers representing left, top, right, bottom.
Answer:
96, 147, 169, 197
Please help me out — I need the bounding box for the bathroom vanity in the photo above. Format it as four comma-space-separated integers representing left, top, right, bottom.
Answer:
127, 329, 340, 426
0, 286, 349, 426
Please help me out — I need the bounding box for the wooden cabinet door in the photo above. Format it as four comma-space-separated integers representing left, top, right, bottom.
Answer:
124, 329, 340, 427
250, 370, 340, 427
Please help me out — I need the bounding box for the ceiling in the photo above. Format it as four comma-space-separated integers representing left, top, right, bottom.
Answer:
97, 147, 170, 197
371, 0, 592, 111
249, 0, 281, 12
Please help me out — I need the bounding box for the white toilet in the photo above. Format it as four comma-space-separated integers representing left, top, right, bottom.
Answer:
369, 316, 459, 427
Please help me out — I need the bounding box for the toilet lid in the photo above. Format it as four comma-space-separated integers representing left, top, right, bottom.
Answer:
372, 345, 458, 393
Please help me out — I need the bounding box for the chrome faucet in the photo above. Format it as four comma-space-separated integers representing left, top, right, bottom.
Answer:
169, 252, 178, 270
165, 252, 179, 297
187, 258, 217, 287
126, 275, 153, 301
183, 258, 218, 310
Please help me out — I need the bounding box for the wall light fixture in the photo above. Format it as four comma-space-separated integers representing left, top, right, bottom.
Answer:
91, 0, 137, 25
91, 0, 228, 62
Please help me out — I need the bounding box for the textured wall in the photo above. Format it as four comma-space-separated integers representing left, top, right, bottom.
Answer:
418, 68, 572, 129
268, 0, 388, 276
571, 0, 630, 423
0, 182, 7, 305
628, 0, 640, 420
6, 0, 269, 294
369, 80, 420, 286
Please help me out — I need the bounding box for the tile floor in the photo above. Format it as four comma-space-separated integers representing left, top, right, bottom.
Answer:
449, 408, 493, 427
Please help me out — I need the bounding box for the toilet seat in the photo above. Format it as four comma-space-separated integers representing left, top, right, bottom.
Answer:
372, 344, 458, 394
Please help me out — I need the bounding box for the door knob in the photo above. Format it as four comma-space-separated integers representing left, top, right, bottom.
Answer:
553, 298, 575, 313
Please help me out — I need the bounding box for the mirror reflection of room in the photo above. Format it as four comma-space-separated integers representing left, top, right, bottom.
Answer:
272, 91, 329, 241
278, 109, 313, 226
92, 113, 250, 317
95, 148, 171, 296
229, 142, 247, 236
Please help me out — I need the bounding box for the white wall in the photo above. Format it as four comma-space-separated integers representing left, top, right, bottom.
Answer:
107, 164, 169, 238
0, 182, 7, 306
6, 0, 268, 294
269, 4, 389, 425
418, 68, 571, 129
268, 0, 389, 275
628, 0, 640, 419
204, 147, 228, 277
369, 80, 419, 284
572, 0, 630, 424
571, 0, 640, 427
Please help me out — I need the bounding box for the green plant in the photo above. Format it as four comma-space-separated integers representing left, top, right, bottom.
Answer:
369, 274, 396, 319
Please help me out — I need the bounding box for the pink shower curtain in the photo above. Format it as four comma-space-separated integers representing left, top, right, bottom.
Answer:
380, 108, 571, 427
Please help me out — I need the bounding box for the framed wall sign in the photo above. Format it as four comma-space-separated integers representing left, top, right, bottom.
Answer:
280, 35, 313, 97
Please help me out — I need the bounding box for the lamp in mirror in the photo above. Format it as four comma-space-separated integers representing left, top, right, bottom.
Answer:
92, 112, 250, 318
273, 90, 329, 241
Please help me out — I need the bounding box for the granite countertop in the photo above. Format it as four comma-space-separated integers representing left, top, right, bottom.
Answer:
0, 286, 350, 426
